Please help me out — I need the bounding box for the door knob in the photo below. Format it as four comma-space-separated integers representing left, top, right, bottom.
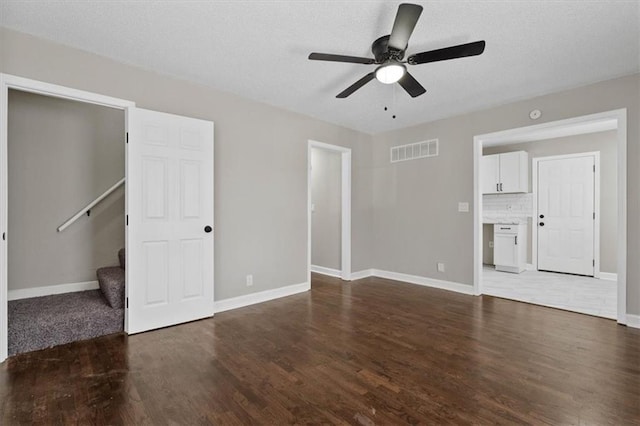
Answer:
204, 226, 212, 233
539, 214, 544, 219
539, 222, 545, 227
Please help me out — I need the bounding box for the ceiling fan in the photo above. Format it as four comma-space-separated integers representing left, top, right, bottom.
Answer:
308, 3, 486, 98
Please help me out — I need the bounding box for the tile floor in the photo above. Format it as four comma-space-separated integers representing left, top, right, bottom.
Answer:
482, 266, 617, 319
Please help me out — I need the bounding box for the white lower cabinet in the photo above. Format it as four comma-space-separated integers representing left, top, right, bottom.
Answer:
494, 223, 526, 273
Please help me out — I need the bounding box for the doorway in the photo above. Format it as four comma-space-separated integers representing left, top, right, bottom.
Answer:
6, 89, 126, 356
0, 74, 134, 361
473, 109, 627, 324
307, 140, 351, 282
1, 74, 216, 361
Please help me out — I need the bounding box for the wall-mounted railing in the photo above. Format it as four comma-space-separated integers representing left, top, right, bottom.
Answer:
57, 177, 125, 232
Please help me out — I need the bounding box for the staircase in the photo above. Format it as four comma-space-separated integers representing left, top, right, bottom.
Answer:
8, 249, 126, 356
96, 248, 126, 309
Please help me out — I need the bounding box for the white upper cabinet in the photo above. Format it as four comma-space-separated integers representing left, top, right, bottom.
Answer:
481, 151, 528, 194
481, 154, 500, 194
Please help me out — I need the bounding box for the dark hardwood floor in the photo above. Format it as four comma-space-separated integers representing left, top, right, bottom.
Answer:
1, 273, 639, 425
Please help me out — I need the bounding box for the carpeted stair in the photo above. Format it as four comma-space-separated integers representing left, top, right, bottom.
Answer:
8, 248, 126, 356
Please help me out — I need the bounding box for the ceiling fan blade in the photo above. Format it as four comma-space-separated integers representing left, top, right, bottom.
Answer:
309, 53, 375, 64
388, 3, 424, 51
336, 73, 376, 98
408, 40, 486, 65
398, 72, 426, 98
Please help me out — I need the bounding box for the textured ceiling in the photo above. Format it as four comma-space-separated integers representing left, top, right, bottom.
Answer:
1, 1, 638, 134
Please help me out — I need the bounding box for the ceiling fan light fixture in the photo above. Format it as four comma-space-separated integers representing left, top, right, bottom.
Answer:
375, 63, 406, 84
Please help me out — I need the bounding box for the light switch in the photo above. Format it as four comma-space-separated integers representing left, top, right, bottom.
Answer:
458, 202, 469, 212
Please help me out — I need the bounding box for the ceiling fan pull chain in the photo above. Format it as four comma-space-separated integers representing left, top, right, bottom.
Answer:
392, 83, 397, 119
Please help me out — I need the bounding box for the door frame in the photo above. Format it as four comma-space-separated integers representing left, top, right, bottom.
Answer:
0, 73, 134, 361
307, 140, 352, 282
532, 152, 601, 276
473, 108, 627, 325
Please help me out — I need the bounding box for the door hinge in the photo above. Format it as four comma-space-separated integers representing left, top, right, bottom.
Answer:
593, 212, 595, 219
126, 215, 128, 226
593, 165, 595, 172
126, 132, 129, 144
2, 232, 4, 241
593, 259, 595, 267
126, 297, 129, 308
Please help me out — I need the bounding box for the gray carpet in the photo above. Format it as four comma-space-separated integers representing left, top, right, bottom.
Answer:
8, 290, 124, 356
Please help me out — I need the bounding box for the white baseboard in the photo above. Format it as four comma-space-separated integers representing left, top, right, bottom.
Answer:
599, 272, 618, 281
310, 265, 342, 278
8, 280, 100, 301
626, 314, 640, 329
214, 282, 310, 314
372, 269, 475, 295
526, 263, 534, 271
350, 269, 374, 280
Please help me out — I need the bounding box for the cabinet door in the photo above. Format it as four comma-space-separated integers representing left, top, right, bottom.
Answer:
481, 154, 500, 194
494, 233, 517, 267
499, 152, 523, 193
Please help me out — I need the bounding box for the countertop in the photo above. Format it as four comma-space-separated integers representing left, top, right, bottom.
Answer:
483, 217, 529, 225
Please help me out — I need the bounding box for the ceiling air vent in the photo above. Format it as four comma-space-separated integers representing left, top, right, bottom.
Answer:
390, 139, 438, 163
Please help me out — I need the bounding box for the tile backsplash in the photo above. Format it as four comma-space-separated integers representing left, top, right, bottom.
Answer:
483, 193, 533, 223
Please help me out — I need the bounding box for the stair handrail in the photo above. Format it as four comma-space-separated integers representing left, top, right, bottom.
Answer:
57, 177, 125, 232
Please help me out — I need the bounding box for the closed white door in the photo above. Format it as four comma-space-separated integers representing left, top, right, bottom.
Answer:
537, 155, 595, 276
126, 108, 214, 334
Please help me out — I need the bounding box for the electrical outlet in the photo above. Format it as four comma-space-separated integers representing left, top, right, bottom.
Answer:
246, 274, 253, 287
437, 262, 445, 273
489, 241, 494, 248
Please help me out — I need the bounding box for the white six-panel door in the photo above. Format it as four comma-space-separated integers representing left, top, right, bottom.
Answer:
126, 108, 214, 334
537, 155, 595, 276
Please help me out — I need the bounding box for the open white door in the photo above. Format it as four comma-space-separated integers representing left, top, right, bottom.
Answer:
537, 155, 595, 276
126, 108, 214, 334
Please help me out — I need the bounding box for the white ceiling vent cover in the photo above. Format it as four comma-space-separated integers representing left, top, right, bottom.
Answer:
390, 139, 439, 163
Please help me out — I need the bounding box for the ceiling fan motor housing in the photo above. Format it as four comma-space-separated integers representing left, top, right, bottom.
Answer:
372, 35, 405, 63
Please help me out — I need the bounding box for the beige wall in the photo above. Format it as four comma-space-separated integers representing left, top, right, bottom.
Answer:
311, 147, 341, 270
0, 28, 374, 300
372, 74, 639, 315
8, 89, 124, 289
2, 28, 639, 316
483, 130, 617, 272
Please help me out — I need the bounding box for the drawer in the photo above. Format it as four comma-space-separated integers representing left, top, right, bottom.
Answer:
494, 224, 518, 234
